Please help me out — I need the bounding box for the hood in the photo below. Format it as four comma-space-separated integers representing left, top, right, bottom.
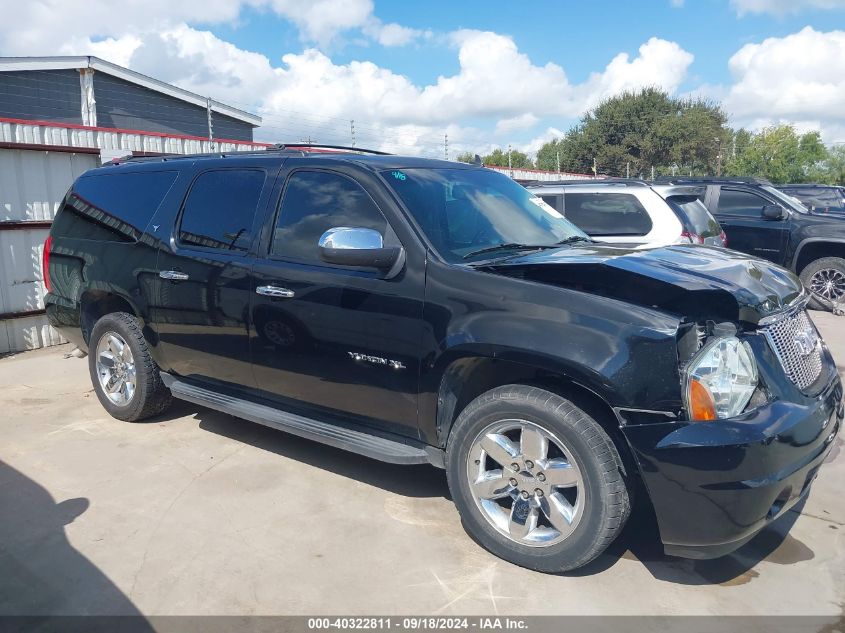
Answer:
484, 243, 803, 325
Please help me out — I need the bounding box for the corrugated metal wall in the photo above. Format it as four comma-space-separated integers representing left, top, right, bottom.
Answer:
0, 69, 82, 125
0, 148, 99, 353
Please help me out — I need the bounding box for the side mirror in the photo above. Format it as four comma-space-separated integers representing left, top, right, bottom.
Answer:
318, 227, 402, 269
761, 204, 786, 220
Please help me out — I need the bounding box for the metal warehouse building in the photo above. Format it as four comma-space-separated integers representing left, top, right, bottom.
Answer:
0, 56, 266, 354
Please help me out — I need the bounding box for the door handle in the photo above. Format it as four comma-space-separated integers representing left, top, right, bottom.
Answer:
256, 285, 295, 298
159, 270, 189, 281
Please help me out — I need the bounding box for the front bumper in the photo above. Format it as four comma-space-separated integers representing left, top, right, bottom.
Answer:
622, 371, 843, 560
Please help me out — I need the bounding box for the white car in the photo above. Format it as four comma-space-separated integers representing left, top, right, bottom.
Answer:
526, 180, 727, 249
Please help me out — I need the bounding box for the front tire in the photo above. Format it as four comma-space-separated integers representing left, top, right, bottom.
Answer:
799, 257, 845, 312
88, 312, 172, 422
446, 385, 630, 573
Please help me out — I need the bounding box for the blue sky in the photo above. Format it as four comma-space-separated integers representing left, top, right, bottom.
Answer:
2, 0, 845, 154
214, 1, 845, 85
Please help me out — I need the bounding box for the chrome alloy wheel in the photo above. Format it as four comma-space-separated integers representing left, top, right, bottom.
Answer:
810, 268, 845, 303
466, 419, 584, 547
95, 332, 136, 406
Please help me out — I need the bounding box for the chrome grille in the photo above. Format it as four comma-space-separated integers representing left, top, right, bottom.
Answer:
760, 309, 823, 390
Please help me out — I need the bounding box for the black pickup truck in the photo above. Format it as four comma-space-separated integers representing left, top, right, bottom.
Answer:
658, 176, 845, 311
44, 147, 842, 573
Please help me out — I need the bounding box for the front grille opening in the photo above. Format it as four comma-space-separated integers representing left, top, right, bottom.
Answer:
760, 310, 823, 391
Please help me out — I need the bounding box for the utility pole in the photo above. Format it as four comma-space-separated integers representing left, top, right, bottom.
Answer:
715, 137, 722, 177
444, 133, 449, 161
651, 165, 655, 181
350, 120, 355, 147
556, 151, 560, 174
626, 162, 630, 179
508, 144, 512, 170
206, 96, 215, 151
592, 158, 597, 177
732, 134, 736, 159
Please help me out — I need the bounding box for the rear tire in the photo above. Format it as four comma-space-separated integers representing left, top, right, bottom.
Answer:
446, 385, 630, 573
88, 312, 172, 422
799, 257, 845, 312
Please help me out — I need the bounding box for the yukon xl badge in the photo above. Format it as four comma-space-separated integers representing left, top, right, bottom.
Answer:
348, 352, 406, 370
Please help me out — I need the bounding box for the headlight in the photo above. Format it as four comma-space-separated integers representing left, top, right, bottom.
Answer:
684, 336, 758, 421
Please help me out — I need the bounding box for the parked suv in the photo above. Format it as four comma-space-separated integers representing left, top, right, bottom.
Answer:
658, 176, 845, 311
526, 179, 726, 248
45, 146, 842, 573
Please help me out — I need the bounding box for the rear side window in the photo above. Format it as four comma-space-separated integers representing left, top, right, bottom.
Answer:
666, 196, 721, 237
271, 171, 386, 263
716, 189, 768, 217
564, 192, 652, 236
179, 169, 266, 252
53, 170, 177, 242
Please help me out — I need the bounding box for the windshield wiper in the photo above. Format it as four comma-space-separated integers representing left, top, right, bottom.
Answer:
462, 243, 558, 260
555, 236, 592, 245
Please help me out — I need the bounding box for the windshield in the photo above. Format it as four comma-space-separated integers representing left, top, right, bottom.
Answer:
762, 185, 808, 213
780, 187, 845, 212
382, 168, 588, 262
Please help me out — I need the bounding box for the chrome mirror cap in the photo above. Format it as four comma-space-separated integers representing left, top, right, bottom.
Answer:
318, 227, 383, 250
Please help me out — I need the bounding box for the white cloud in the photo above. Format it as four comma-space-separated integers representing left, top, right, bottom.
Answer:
363, 21, 429, 47
519, 127, 566, 156
573, 37, 694, 111
724, 27, 845, 139
731, 0, 845, 15
670, 0, 685, 7
495, 114, 540, 135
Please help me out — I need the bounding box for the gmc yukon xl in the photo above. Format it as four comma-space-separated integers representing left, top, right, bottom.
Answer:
44, 146, 843, 572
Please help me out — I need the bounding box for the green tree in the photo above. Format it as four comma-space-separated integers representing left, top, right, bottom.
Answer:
455, 151, 476, 164
535, 88, 729, 177
816, 145, 845, 185
483, 148, 534, 168
725, 125, 828, 183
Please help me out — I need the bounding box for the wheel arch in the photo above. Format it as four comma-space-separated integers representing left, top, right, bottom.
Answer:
792, 238, 845, 273
433, 353, 632, 475
80, 290, 141, 344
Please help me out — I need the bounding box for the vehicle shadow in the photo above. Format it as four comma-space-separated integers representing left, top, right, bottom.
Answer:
0, 460, 152, 623
155, 401, 451, 501
152, 402, 814, 585
568, 495, 812, 585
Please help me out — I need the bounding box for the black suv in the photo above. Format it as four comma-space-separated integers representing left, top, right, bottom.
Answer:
658, 176, 845, 311
45, 147, 842, 573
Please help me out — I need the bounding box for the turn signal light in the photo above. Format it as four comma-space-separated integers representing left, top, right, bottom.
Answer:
689, 378, 717, 421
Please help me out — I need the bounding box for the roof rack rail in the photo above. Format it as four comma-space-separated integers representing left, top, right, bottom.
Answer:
271, 143, 392, 155
525, 177, 646, 187
108, 142, 392, 165
110, 148, 282, 165
654, 175, 773, 186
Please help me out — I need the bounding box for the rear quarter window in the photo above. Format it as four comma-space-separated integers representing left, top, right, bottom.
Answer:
666, 196, 721, 237
564, 192, 652, 236
52, 170, 178, 242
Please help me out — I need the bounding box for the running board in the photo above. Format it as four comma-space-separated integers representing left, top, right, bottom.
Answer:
161, 373, 441, 467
